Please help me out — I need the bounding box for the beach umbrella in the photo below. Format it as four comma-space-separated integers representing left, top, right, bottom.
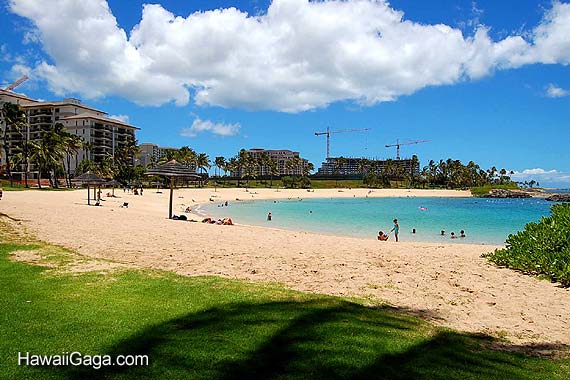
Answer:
146, 160, 200, 219
72, 171, 106, 205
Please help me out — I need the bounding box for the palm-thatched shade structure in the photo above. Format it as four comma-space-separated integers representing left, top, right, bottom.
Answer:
146, 160, 200, 219
105, 180, 122, 197
72, 171, 106, 205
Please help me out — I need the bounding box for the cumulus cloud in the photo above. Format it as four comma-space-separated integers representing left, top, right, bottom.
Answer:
546, 83, 569, 98
180, 118, 240, 137
8, 0, 570, 112
511, 168, 570, 184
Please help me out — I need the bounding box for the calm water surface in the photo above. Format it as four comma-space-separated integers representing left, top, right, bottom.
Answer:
200, 197, 556, 245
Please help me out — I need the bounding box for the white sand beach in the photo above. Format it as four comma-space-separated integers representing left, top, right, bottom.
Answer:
1, 187, 568, 348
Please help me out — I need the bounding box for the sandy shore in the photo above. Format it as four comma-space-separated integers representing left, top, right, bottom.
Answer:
1, 187, 568, 350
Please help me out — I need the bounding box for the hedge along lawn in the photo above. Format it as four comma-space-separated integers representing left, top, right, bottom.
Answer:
1, 226, 569, 379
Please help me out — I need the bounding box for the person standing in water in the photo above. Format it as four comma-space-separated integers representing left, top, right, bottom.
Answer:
390, 219, 400, 242
267, 212, 272, 221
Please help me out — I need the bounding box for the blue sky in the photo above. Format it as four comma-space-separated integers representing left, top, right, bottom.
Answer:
1, 0, 569, 186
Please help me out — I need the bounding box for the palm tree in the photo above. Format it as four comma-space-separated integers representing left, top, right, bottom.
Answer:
268, 159, 279, 188
333, 156, 347, 187
285, 159, 296, 176
259, 152, 271, 186
29, 127, 65, 189
75, 159, 98, 176
176, 146, 197, 169
237, 149, 250, 186
302, 162, 314, 178
1, 102, 27, 186
244, 155, 258, 185
62, 133, 84, 188
196, 153, 210, 175
383, 159, 395, 188
408, 154, 420, 188
214, 156, 226, 178
358, 159, 370, 184
499, 168, 507, 184
226, 157, 239, 186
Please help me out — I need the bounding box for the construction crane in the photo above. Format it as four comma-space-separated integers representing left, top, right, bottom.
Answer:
385, 139, 430, 160
4, 75, 29, 91
315, 127, 371, 159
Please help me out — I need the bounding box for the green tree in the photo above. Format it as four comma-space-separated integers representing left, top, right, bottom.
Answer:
1, 102, 27, 186
333, 156, 347, 187
214, 156, 226, 178
268, 159, 279, 188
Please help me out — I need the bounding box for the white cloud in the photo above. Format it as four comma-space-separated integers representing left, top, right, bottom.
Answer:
546, 83, 569, 98
109, 114, 130, 123
8, 0, 570, 112
180, 118, 240, 138
511, 168, 570, 184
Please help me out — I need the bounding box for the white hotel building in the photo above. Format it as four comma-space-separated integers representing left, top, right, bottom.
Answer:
0, 89, 138, 178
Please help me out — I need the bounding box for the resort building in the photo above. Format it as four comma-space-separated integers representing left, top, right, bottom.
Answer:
0, 89, 138, 178
316, 157, 420, 176
230, 148, 310, 177
137, 143, 161, 167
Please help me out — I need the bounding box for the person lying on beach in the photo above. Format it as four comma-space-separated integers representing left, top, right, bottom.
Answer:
202, 217, 213, 223
377, 231, 389, 241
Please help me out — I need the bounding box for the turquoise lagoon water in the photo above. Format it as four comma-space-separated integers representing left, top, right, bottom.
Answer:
199, 197, 556, 245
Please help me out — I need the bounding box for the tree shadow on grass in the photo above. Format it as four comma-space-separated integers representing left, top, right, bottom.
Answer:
49, 299, 566, 380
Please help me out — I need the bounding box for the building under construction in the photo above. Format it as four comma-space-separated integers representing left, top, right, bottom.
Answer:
316, 157, 420, 176
230, 148, 310, 177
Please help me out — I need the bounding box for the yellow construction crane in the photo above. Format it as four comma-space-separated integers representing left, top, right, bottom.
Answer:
315, 127, 371, 159
385, 139, 430, 160
4, 75, 29, 91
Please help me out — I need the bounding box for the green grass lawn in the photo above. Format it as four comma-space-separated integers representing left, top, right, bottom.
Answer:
0, 224, 568, 379
470, 183, 519, 196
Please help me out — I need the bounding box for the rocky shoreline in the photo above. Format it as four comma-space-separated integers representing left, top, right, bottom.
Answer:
481, 189, 532, 198
545, 193, 570, 202
480, 188, 570, 202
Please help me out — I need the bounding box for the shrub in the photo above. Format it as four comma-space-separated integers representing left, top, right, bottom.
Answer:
470, 183, 518, 196
483, 203, 570, 286
282, 176, 311, 189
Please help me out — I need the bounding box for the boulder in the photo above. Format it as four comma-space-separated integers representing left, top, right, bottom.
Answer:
546, 193, 570, 202
482, 189, 531, 198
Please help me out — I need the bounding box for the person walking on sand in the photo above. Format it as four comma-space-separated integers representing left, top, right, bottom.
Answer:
390, 219, 400, 242
0, 187, 3, 200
